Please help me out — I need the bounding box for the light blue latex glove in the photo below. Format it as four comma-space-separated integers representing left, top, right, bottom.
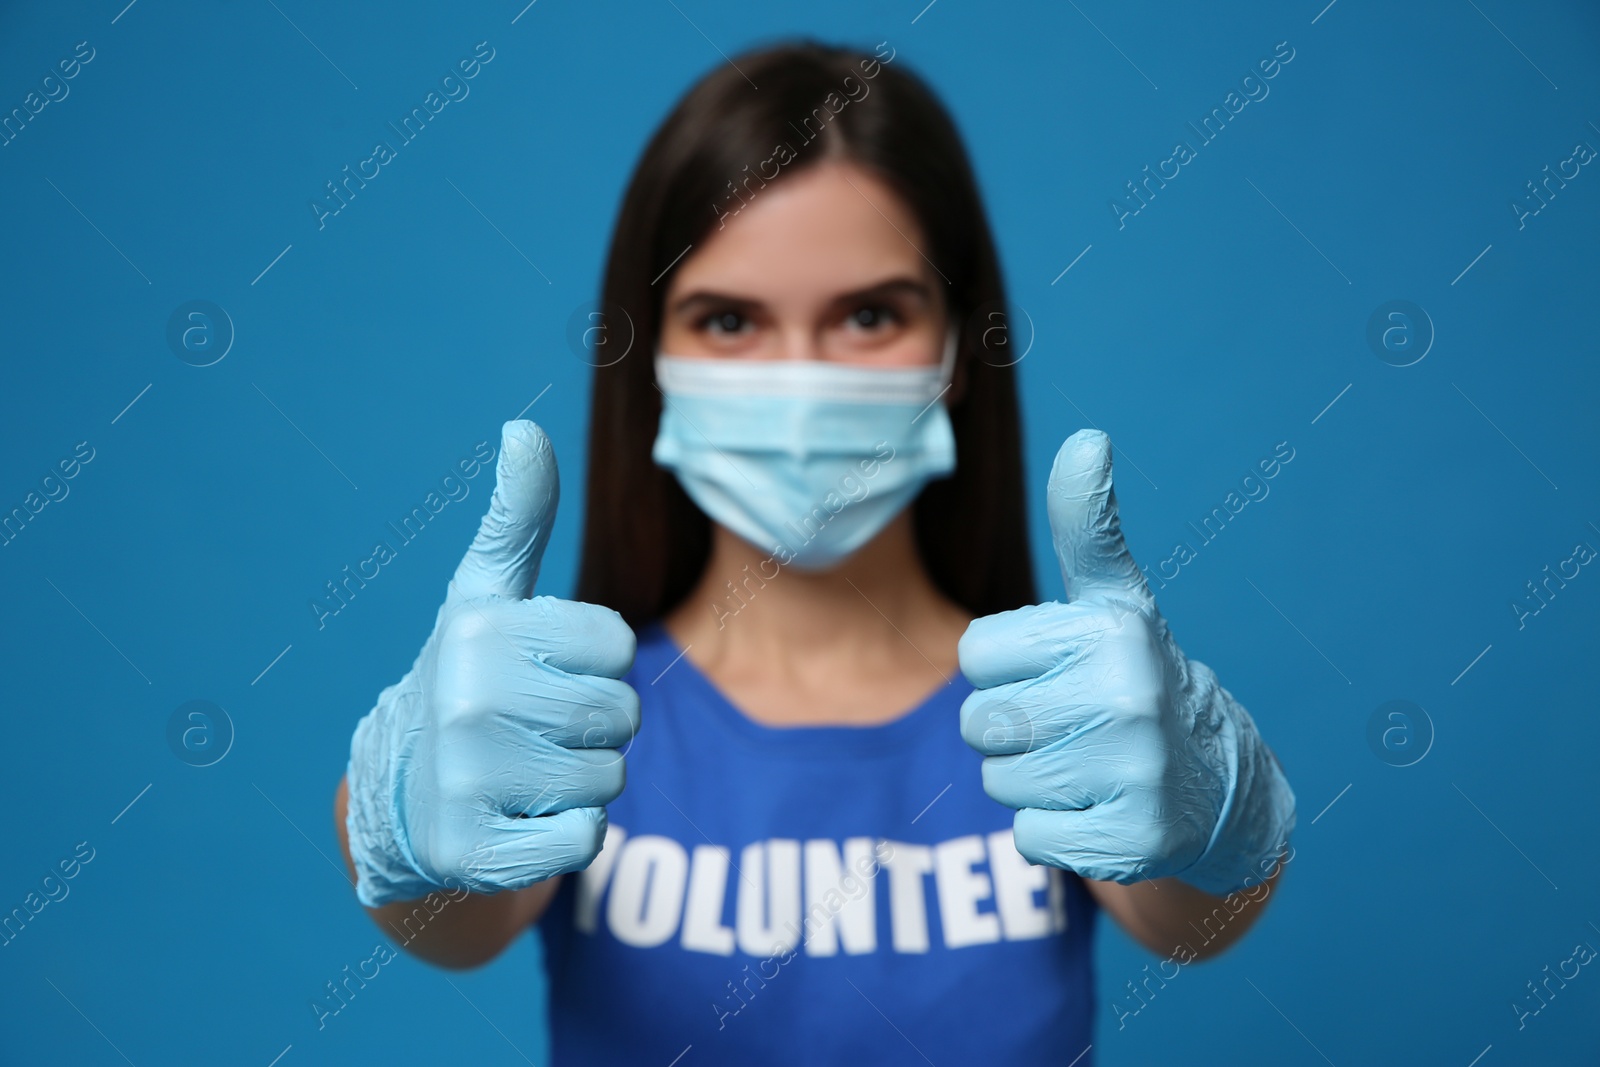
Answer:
958, 430, 1296, 896
345, 421, 639, 908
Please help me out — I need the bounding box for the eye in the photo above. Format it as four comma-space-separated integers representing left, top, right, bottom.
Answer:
695, 309, 750, 335
845, 303, 900, 331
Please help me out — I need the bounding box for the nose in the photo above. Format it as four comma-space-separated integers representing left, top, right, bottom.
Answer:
776, 325, 828, 363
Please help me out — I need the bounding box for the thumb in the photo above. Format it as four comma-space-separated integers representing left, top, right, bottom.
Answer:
451, 420, 559, 600
1047, 429, 1153, 607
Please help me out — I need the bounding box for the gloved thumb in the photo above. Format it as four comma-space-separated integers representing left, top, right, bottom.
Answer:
450, 420, 560, 601
1048, 429, 1154, 608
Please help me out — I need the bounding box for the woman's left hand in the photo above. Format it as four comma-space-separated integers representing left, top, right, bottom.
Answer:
957, 430, 1296, 897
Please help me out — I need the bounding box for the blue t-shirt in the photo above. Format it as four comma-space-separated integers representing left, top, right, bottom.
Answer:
538, 622, 1099, 1065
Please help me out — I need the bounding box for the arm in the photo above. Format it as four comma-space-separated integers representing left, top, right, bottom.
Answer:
333, 774, 563, 970
959, 432, 1298, 920
336, 422, 634, 966
1084, 858, 1285, 960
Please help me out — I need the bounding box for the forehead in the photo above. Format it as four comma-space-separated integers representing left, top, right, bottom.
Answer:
665, 160, 934, 306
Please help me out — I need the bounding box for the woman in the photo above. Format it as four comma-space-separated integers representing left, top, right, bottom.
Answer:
334, 40, 1297, 1065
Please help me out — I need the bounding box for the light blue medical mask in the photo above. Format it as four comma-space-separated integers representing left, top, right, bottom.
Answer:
651, 331, 958, 571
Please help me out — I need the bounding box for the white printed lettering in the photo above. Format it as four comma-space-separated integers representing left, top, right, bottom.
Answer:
574, 823, 626, 933
607, 835, 689, 947
735, 839, 801, 956
881, 840, 935, 953
681, 845, 737, 955
987, 829, 1053, 940
801, 837, 878, 956
934, 835, 1001, 948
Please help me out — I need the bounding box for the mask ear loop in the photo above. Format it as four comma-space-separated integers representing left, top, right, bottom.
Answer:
935, 325, 959, 393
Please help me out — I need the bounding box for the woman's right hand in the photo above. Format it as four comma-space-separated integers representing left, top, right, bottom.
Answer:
344, 421, 639, 908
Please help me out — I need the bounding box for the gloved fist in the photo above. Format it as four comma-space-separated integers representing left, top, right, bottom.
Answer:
345, 421, 639, 908
958, 430, 1295, 897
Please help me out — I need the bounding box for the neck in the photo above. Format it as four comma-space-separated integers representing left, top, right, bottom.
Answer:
663, 511, 967, 671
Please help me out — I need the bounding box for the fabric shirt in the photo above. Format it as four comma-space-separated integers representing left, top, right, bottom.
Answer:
538, 622, 1100, 1066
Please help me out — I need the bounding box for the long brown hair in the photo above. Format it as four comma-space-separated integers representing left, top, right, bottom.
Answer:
575, 39, 1036, 626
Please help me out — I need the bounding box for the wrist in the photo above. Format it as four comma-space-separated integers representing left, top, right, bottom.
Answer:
346, 695, 443, 908
1174, 671, 1297, 897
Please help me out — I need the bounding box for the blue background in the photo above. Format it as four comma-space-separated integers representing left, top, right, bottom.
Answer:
2, 0, 1596, 1064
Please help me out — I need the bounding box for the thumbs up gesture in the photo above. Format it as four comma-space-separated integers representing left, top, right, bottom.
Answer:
345, 421, 639, 907
958, 430, 1296, 896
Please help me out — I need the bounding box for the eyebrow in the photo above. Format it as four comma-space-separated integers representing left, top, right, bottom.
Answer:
670, 275, 934, 316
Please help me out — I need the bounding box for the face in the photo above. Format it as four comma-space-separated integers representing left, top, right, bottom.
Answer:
659, 160, 946, 366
